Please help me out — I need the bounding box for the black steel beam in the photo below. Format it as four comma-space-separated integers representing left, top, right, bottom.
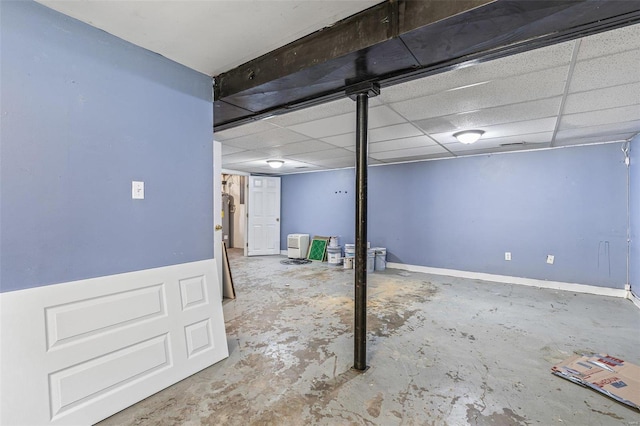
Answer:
213, 0, 640, 131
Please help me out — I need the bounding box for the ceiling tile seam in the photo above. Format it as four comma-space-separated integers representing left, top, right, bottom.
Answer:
551, 39, 582, 148
566, 80, 640, 96
575, 45, 640, 63
558, 103, 640, 117
380, 62, 574, 105
379, 101, 457, 157
388, 94, 566, 123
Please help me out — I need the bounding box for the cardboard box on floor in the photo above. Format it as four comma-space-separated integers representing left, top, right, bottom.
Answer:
552, 353, 640, 410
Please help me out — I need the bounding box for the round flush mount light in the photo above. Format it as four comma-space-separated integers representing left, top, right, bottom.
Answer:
453, 130, 485, 144
267, 160, 284, 169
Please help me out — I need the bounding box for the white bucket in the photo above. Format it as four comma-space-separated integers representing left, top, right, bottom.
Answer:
374, 248, 387, 271
327, 246, 342, 265
343, 257, 353, 269
367, 249, 376, 273
344, 243, 355, 258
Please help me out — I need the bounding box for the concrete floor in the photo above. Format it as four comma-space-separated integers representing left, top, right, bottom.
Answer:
99, 249, 640, 425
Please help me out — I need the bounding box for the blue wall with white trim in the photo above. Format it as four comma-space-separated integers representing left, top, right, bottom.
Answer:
281, 143, 629, 288
0, 1, 214, 292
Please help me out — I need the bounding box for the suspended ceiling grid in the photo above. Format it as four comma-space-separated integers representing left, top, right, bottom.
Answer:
215, 23, 640, 174
35, 1, 640, 175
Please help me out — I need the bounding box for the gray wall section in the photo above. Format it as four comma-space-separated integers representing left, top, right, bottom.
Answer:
1, 1, 214, 292
630, 136, 639, 291
281, 143, 629, 288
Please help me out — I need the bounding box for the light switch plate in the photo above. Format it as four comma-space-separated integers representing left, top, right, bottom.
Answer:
546, 254, 554, 264
132, 181, 144, 199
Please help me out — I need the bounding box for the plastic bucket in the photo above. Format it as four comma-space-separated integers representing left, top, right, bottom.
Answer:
343, 257, 353, 269
344, 243, 355, 258
327, 246, 342, 265
366, 249, 376, 273
374, 248, 387, 271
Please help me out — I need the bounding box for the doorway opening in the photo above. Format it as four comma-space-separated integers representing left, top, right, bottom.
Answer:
221, 173, 246, 251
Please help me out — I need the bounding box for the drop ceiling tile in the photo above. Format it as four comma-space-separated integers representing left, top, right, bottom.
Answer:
569, 50, 640, 93
368, 135, 438, 154
285, 147, 353, 163
260, 140, 336, 156
377, 152, 455, 163
370, 145, 448, 161
224, 158, 317, 173
221, 150, 270, 164
554, 132, 636, 147
414, 97, 562, 134
554, 120, 640, 142
286, 112, 355, 138
268, 98, 354, 127
454, 144, 549, 157
368, 106, 407, 128
447, 132, 553, 152
577, 23, 640, 60
369, 123, 423, 143
223, 127, 309, 149
378, 41, 574, 103
559, 105, 640, 130
214, 120, 278, 141
390, 66, 568, 121
221, 144, 246, 155
308, 157, 356, 168
431, 117, 557, 145
563, 82, 640, 114
321, 133, 355, 148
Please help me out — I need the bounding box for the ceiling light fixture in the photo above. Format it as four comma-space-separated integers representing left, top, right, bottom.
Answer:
267, 160, 284, 169
453, 130, 485, 144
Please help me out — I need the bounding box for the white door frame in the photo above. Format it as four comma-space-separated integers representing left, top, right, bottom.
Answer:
213, 141, 222, 299
222, 168, 250, 257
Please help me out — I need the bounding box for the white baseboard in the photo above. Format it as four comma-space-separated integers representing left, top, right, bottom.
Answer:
1, 259, 228, 425
280, 250, 288, 256
387, 262, 628, 299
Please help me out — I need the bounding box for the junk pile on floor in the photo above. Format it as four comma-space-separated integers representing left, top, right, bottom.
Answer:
286, 233, 387, 272
552, 353, 640, 410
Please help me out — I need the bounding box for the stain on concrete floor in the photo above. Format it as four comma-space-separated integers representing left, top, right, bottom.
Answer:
98, 250, 640, 426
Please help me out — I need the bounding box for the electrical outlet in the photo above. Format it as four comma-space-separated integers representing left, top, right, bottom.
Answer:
505, 252, 511, 261
132, 181, 144, 199
546, 254, 554, 265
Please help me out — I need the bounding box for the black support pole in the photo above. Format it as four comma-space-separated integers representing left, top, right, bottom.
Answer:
354, 91, 369, 371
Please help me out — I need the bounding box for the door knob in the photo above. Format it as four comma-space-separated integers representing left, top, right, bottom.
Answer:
215, 225, 223, 231
276, 218, 280, 222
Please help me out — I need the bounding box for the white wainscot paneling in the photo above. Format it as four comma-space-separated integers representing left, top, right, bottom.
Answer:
1, 259, 228, 426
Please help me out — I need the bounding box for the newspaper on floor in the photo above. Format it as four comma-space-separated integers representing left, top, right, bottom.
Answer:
551, 353, 640, 410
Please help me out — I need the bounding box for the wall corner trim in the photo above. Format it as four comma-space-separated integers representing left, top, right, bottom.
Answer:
386, 262, 629, 299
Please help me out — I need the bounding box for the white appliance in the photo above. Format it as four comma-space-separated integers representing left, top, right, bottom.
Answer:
287, 234, 310, 259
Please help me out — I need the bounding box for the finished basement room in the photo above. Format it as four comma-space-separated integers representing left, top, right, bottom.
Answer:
2, 1, 639, 425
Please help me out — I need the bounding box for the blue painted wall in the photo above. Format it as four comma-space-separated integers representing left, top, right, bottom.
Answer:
281, 143, 629, 288
280, 168, 356, 247
630, 136, 639, 292
1, 1, 214, 292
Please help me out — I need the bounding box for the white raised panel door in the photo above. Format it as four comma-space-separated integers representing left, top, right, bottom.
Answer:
0, 260, 229, 425
248, 176, 281, 256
